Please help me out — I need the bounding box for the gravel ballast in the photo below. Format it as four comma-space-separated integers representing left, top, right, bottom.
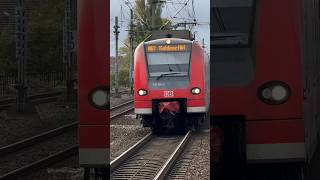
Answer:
185, 130, 210, 179
110, 124, 151, 161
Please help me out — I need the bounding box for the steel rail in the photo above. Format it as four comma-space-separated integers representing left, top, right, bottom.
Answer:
0, 145, 78, 180
154, 130, 192, 180
109, 99, 134, 119
110, 89, 131, 95
0, 121, 78, 179
111, 131, 192, 179
110, 132, 153, 172
0, 91, 63, 109
0, 121, 78, 156
0, 97, 133, 179
110, 100, 133, 111
110, 108, 134, 119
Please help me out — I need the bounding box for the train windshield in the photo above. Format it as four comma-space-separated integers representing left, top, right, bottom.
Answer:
147, 52, 190, 78
145, 43, 191, 89
212, 0, 254, 47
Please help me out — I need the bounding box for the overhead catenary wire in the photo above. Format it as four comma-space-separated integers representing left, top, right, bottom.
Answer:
176, 0, 192, 18
119, 0, 199, 33
112, 0, 208, 52
162, 0, 198, 31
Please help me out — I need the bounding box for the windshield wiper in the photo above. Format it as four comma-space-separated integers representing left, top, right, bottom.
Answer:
156, 72, 185, 80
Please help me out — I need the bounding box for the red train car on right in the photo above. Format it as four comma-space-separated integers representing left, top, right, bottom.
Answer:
211, 0, 320, 178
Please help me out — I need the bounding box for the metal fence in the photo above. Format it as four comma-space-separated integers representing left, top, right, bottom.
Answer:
0, 71, 65, 97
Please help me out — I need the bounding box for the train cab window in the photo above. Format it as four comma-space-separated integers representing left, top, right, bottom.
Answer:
145, 44, 192, 89
211, 0, 257, 87
147, 52, 190, 78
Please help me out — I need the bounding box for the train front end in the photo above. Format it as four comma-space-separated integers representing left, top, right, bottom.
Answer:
134, 38, 209, 133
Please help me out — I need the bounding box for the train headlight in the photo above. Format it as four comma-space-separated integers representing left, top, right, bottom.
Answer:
88, 86, 108, 110
258, 81, 291, 105
191, 87, 201, 95
138, 89, 148, 96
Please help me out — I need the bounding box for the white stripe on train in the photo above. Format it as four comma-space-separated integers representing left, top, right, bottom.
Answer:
79, 148, 110, 166
135, 106, 207, 114
247, 143, 305, 163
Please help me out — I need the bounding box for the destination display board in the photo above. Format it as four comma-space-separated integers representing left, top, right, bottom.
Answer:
146, 44, 191, 53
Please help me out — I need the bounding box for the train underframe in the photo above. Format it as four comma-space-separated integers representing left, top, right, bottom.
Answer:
140, 99, 205, 134
211, 116, 306, 180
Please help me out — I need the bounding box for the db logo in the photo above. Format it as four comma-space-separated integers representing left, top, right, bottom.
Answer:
164, 90, 174, 97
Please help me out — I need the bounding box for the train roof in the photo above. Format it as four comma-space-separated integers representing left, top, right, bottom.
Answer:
147, 30, 194, 41
144, 38, 193, 45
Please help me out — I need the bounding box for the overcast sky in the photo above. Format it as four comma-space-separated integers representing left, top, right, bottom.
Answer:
110, 0, 210, 56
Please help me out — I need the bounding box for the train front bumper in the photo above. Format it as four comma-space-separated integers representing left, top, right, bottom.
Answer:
134, 99, 207, 114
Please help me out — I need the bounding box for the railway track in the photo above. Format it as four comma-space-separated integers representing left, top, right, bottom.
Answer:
110, 100, 134, 119
0, 122, 78, 180
0, 91, 63, 110
167, 130, 210, 180
110, 90, 131, 96
0, 99, 134, 179
110, 130, 192, 180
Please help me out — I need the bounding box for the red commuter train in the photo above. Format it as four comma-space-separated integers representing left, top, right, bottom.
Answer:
78, 0, 109, 179
211, 0, 320, 179
134, 34, 210, 133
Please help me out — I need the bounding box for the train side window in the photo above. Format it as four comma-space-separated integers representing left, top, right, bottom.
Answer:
210, 0, 257, 87
212, 0, 255, 47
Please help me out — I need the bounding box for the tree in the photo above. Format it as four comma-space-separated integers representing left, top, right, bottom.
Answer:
110, 0, 172, 89
118, 47, 130, 87
133, 0, 171, 44
27, 0, 65, 73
